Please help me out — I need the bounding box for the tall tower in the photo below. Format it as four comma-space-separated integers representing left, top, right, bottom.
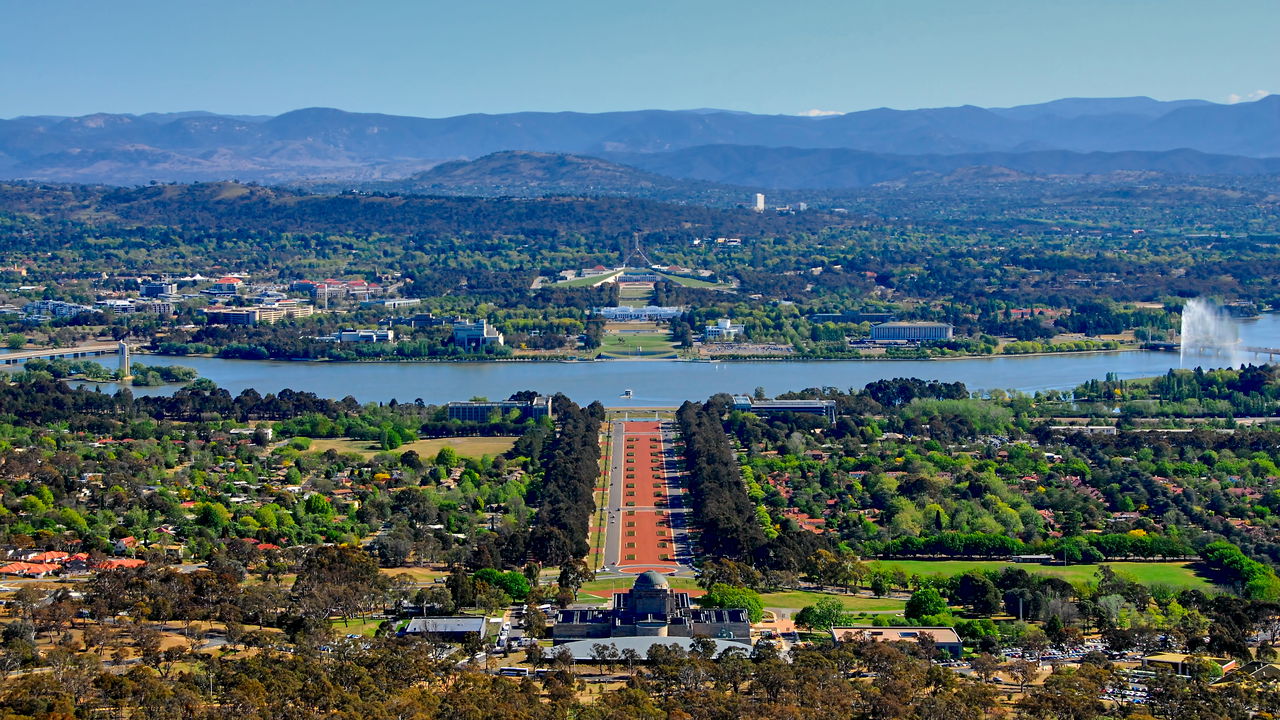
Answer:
754, 193, 766, 212
117, 341, 131, 380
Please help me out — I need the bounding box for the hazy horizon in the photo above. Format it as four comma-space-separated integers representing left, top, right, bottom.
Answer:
3, 0, 1275, 118
5, 93, 1270, 123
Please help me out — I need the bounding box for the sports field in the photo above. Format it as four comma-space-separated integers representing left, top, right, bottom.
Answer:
870, 559, 1215, 591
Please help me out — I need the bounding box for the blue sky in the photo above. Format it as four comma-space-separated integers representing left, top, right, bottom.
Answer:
3, 0, 1276, 117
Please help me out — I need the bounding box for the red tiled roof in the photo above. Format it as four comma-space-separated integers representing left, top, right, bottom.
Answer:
0, 562, 60, 575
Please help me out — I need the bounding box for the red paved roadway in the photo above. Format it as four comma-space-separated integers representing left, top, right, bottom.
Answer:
609, 421, 683, 574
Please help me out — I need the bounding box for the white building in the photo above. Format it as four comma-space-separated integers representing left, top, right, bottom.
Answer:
754, 193, 766, 212
333, 329, 394, 343
594, 306, 684, 321
704, 318, 744, 342
21, 300, 93, 319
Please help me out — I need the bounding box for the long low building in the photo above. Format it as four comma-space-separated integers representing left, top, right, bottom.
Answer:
401, 616, 489, 641
446, 396, 553, 423
594, 306, 685, 321
732, 397, 837, 424
553, 636, 750, 662
829, 626, 963, 659
869, 322, 954, 342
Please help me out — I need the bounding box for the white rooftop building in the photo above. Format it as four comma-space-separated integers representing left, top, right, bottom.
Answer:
704, 317, 744, 342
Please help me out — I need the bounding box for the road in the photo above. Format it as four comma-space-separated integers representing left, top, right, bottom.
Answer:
0, 342, 123, 363
600, 419, 692, 576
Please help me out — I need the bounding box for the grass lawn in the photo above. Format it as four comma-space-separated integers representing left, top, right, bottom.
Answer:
379, 566, 448, 583
870, 560, 1216, 591
580, 575, 701, 595
654, 271, 729, 289
617, 285, 656, 308
307, 436, 517, 459
578, 577, 905, 613
760, 591, 906, 612
557, 270, 621, 287
597, 332, 677, 359
331, 617, 385, 637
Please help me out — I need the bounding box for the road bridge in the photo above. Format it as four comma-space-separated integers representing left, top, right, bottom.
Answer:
1, 342, 132, 377
1242, 346, 1280, 361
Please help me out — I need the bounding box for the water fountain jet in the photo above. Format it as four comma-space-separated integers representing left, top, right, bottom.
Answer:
1179, 298, 1241, 367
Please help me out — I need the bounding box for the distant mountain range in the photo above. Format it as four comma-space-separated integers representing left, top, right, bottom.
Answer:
2, 96, 1278, 193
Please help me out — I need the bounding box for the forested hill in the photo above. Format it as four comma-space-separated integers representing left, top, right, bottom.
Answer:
0, 181, 856, 238
366, 150, 749, 202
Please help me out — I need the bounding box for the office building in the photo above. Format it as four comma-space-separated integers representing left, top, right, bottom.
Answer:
754, 193, 766, 212
21, 300, 93, 319
361, 298, 422, 309
445, 396, 552, 423
332, 328, 394, 343
141, 281, 178, 297
829, 626, 964, 659
453, 319, 504, 348
94, 299, 137, 314
382, 313, 448, 329
731, 396, 837, 424
869, 322, 954, 342
205, 303, 314, 326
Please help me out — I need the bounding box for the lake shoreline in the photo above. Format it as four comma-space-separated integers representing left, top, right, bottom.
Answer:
137, 344, 1143, 366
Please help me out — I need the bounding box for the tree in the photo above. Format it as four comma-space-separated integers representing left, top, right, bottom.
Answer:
905, 587, 947, 620
953, 571, 1001, 615
869, 572, 891, 597
1020, 626, 1050, 661
524, 604, 548, 639
1007, 657, 1039, 692
475, 585, 512, 616
291, 545, 385, 622
557, 560, 594, 601
435, 447, 459, 468
970, 652, 1001, 682
698, 583, 765, 623
796, 596, 846, 630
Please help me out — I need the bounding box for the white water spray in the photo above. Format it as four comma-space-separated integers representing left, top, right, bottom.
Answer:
1179, 298, 1242, 367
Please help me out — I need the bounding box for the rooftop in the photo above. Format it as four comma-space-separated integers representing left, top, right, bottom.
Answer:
830, 626, 962, 645
554, 636, 749, 661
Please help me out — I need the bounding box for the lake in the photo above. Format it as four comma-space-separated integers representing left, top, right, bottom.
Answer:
59, 313, 1280, 405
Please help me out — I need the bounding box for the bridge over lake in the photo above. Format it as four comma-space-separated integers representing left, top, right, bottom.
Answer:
1, 342, 132, 377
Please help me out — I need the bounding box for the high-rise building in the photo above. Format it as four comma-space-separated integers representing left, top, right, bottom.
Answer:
754, 193, 766, 212
118, 341, 131, 379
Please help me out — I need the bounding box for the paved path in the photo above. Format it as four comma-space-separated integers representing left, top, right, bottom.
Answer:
600, 420, 691, 576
